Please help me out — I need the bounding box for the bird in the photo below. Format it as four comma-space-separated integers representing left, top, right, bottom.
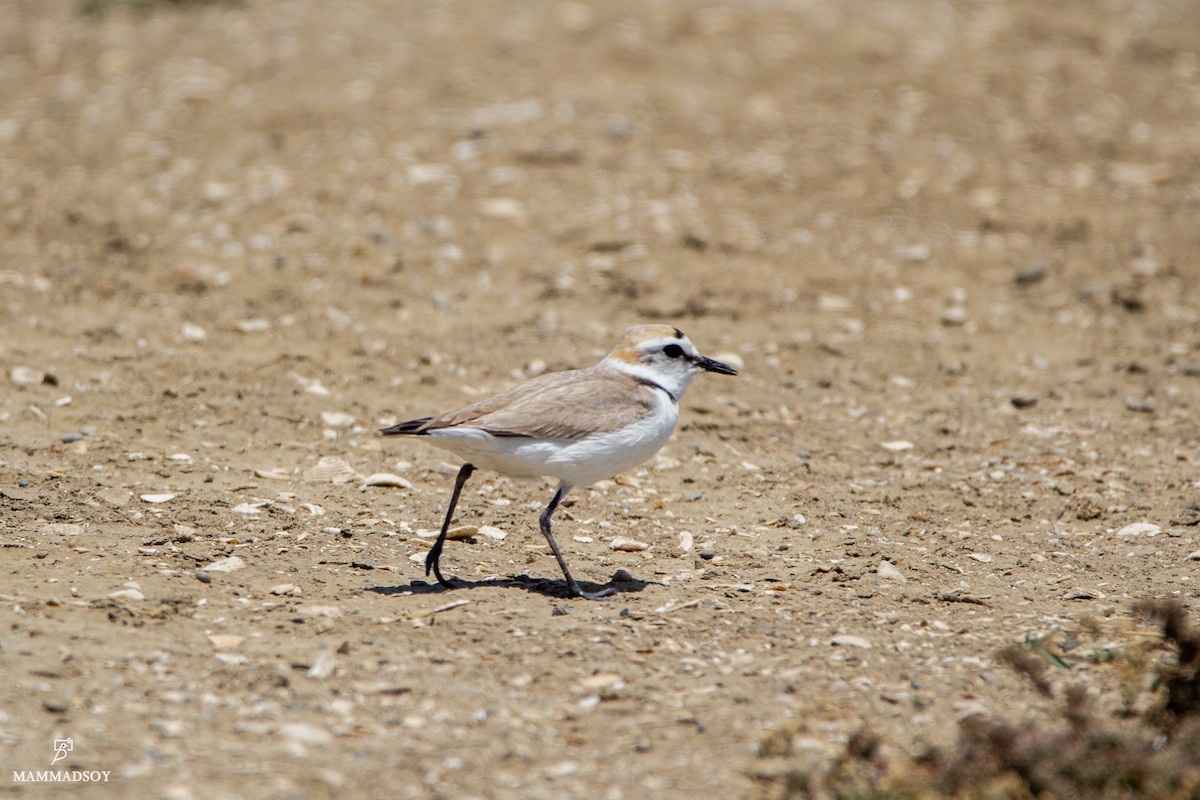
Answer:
380, 324, 738, 600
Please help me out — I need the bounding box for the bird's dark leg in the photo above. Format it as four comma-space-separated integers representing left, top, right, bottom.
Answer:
540, 485, 614, 600
426, 463, 475, 588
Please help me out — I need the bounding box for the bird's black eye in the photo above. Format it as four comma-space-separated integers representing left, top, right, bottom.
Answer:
663, 344, 685, 359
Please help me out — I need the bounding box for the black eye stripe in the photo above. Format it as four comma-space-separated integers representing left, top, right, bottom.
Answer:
663, 344, 685, 358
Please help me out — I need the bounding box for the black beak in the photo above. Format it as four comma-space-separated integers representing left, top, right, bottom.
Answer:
694, 354, 738, 376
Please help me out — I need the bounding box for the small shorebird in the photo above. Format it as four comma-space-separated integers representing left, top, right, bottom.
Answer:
381, 324, 737, 599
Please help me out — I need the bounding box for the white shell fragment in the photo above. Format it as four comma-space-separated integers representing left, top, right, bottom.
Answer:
231, 502, 269, 514
320, 411, 356, 428
361, 473, 413, 490
609, 536, 649, 552
303, 457, 361, 484
253, 468, 291, 480
140, 492, 178, 503
478, 526, 507, 540
880, 441, 914, 452
11, 366, 45, 384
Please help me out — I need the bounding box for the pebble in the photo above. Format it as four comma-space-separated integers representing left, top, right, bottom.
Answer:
108, 588, 146, 602
270, 583, 301, 596
968, 553, 993, 563
609, 536, 649, 552
195, 571, 213, 583
306, 651, 336, 680
1117, 522, 1161, 537
97, 489, 131, 506
1124, 396, 1155, 413
207, 634, 246, 649
551, 604, 570, 616
140, 492, 178, 503
1010, 394, 1038, 409
181, 322, 208, 343
10, 366, 45, 384
478, 526, 507, 540
686, 492, 704, 501
876, 560, 906, 582
1014, 262, 1048, 285
61, 432, 84, 443
678, 531, 695, 552
830, 635, 872, 649
204, 556, 246, 573
320, 411, 356, 428
1187, 551, 1200, 561
42, 522, 83, 537
297, 605, 343, 619
698, 548, 716, 561
278, 722, 333, 747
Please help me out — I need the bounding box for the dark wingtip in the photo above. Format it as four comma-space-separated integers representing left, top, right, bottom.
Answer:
380, 417, 433, 436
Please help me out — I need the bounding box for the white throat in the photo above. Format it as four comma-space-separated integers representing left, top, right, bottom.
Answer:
603, 357, 695, 403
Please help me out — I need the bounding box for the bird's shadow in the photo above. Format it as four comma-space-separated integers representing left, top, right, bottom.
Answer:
365, 572, 656, 600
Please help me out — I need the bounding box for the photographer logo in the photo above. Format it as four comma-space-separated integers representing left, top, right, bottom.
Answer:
11, 737, 110, 784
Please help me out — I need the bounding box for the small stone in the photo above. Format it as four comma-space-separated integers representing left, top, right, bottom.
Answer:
611, 569, 636, 583
297, 605, 343, 619
42, 523, 83, 538
140, 492, 178, 504
108, 588, 146, 602
698, 548, 716, 561
320, 411, 356, 428
1117, 522, 1161, 538
207, 634, 246, 649
686, 492, 704, 501
941, 306, 967, 326
478, 525, 507, 540
678, 531, 695, 552
194, 571, 213, 583
579, 672, 624, 697
181, 323, 207, 343
968, 553, 993, 563
830, 635, 872, 649
204, 556, 246, 573
1010, 394, 1038, 409
551, 604, 570, 616
1124, 396, 1155, 413
97, 488, 133, 507
1186, 551, 1200, 561
61, 432, 84, 443
278, 722, 333, 747
270, 583, 300, 596
1014, 262, 1048, 285
11, 367, 45, 384
609, 536, 649, 552
307, 651, 336, 680
876, 560, 906, 582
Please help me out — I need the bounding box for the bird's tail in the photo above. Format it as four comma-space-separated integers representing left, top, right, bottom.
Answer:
379, 417, 433, 436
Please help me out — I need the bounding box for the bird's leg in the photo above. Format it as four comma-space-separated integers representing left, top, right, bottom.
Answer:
540, 485, 614, 600
426, 463, 475, 588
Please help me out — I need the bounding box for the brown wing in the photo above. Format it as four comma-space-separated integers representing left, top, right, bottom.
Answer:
415, 366, 656, 441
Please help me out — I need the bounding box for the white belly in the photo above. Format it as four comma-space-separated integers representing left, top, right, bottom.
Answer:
423, 396, 679, 488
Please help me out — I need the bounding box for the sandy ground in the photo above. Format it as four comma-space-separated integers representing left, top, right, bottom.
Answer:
1, 0, 1199, 798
